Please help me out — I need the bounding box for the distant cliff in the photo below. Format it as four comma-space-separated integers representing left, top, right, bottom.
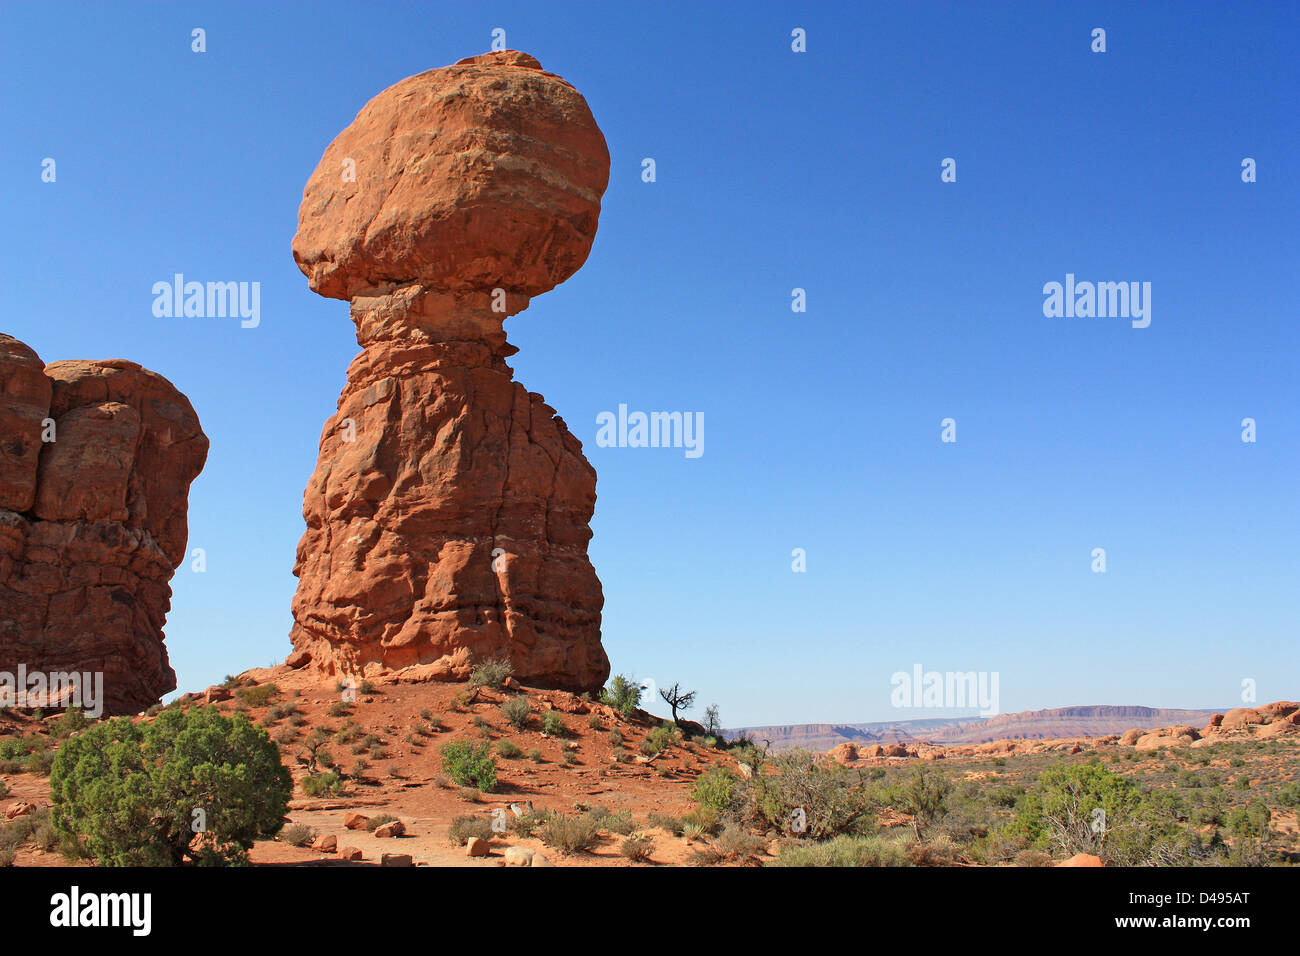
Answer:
726, 705, 1224, 752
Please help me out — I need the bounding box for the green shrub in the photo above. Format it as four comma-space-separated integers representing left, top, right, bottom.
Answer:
439, 740, 498, 792
500, 696, 531, 730
448, 814, 495, 845
49, 707, 292, 866
600, 675, 642, 717
301, 772, 343, 797
620, 834, 654, 862
469, 657, 515, 690
774, 834, 912, 867
538, 812, 601, 853
496, 740, 523, 759
540, 711, 567, 738
641, 724, 679, 756
692, 766, 739, 815
235, 684, 278, 708
283, 824, 315, 847
748, 749, 872, 839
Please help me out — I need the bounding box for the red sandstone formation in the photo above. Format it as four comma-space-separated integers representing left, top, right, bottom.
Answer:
286, 51, 611, 691
0, 335, 208, 714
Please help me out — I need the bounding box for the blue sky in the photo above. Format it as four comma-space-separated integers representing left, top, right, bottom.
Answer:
2, 1, 1296, 726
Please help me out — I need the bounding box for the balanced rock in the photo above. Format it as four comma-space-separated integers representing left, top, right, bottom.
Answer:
286, 51, 611, 692
0, 336, 207, 715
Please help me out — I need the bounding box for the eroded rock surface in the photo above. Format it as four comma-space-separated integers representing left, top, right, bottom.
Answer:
287, 51, 610, 691
0, 336, 208, 714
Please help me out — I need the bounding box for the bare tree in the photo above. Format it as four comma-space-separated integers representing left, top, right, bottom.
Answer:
658, 682, 697, 723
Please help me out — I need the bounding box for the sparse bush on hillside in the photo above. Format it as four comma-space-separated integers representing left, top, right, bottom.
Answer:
500, 696, 531, 730
439, 740, 498, 792
49, 707, 292, 866
540, 710, 567, 738
283, 824, 315, 847
448, 814, 495, 846
469, 657, 515, 690
892, 765, 953, 841
620, 834, 655, 862
600, 675, 642, 717
495, 737, 523, 758
745, 749, 873, 840
538, 811, 602, 853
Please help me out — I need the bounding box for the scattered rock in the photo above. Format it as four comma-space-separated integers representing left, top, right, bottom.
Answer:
311, 834, 337, 852
1057, 853, 1104, 867
530, 852, 553, 867
374, 821, 406, 839
380, 853, 413, 867
5, 802, 35, 819
344, 813, 369, 830
337, 846, 363, 862
504, 846, 535, 866
466, 837, 490, 857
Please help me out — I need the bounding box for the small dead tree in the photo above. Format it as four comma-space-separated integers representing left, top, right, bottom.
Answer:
658, 682, 697, 723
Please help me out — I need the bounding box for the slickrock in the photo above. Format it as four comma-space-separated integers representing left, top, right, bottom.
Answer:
286, 51, 611, 692
0, 335, 208, 715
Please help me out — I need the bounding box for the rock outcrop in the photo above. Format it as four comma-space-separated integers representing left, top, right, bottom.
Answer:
0, 335, 208, 714
286, 51, 611, 691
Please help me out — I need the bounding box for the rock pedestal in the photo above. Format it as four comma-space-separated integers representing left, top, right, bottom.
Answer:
286, 51, 611, 691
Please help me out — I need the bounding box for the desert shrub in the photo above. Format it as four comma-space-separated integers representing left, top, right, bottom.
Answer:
746, 749, 872, 839
891, 765, 953, 840
327, 701, 352, 718
691, 766, 739, 816
500, 696, 531, 730
528, 747, 543, 763
235, 684, 278, 708
49, 707, 91, 739
0, 848, 14, 867
469, 657, 515, 690
301, 772, 343, 797
496, 740, 523, 759
588, 714, 604, 730
283, 824, 315, 847
1275, 782, 1300, 807
439, 740, 498, 792
1009, 761, 1172, 865
600, 675, 642, 717
683, 805, 721, 834
716, 824, 767, 860
538, 812, 602, 853
594, 808, 635, 835
365, 813, 400, 832
620, 834, 655, 862
641, 724, 679, 756
562, 749, 579, 765
648, 813, 684, 836
540, 710, 568, 738
448, 814, 494, 845
49, 707, 292, 866
773, 834, 912, 867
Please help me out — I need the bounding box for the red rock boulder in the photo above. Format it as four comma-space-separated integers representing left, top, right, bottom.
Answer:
0, 337, 207, 715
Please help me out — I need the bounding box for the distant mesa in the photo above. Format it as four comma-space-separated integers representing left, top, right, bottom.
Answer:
286, 51, 611, 691
0, 335, 208, 715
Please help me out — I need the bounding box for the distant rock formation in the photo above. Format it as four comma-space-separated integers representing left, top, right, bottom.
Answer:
286, 51, 610, 691
0, 335, 208, 714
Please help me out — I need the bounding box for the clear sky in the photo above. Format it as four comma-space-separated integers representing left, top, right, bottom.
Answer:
2, 1, 1296, 727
